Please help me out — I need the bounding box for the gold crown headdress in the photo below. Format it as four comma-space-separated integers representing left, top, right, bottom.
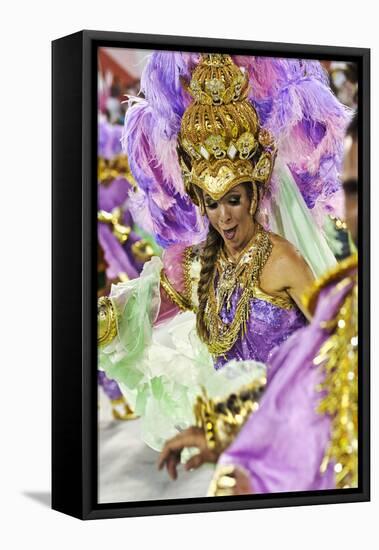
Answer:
178, 54, 276, 205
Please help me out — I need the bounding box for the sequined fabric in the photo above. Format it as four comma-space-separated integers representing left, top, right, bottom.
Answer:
214, 286, 307, 370
216, 262, 357, 493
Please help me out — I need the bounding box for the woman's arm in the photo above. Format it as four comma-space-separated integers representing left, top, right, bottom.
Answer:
158, 376, 266, 479
153, 243, 196, 325
279, 245, 315, 319
98, 243, 195, 346
260, 236, 315, 320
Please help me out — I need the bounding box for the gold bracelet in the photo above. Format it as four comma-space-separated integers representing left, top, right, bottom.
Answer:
160, 270, 193, 311
98, 296, 118, 347
194, 376, 266, 454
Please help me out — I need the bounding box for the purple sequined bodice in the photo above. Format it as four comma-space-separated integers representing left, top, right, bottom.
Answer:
214, 289, 307, 370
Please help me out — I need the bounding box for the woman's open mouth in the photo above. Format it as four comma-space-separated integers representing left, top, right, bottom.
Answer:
223, 226, 238, 240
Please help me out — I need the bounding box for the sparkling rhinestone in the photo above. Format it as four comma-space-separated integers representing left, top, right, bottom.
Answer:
227, 143, 237, 159
351, 336, 358, 347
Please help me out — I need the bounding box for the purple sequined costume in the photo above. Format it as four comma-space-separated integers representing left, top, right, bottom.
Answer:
215, 293, 307, 370
216, 261, 358, 493
159, 242, 307, 370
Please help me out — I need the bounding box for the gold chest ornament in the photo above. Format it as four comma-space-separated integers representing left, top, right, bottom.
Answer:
203, 225, 272, 356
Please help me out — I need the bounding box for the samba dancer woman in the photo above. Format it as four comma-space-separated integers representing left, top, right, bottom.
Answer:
98, 53, 348, 450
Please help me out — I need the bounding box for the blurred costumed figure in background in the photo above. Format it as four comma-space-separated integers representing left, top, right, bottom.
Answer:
98, 118, 161, 420
98, 52, 350, 450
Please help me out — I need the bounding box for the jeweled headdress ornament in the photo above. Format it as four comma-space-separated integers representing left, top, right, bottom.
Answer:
122, 51, 349, 272
178, 54, 276, 204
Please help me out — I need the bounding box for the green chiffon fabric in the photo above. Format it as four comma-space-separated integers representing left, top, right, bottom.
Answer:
268, 163, 337, 278
99, 256, 265, 451
99, 257, 162, 391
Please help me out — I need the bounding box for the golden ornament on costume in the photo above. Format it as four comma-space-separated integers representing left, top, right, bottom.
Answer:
98, 154, 137, 187
111, 396, 138, 421
203, 224, 273, 356
311, 255, 358, 489
194, 373, 267, 454
98, 207, 131, 244
302, 254, 358, 489
131, 239, 155, 263
178, 53, 276, 204
207, 465, 238, 497
98, 296, 117, 347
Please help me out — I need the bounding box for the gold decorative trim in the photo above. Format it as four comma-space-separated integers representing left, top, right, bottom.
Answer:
178, 54, 276, 207
98, 154, 137, 186
98, 207, 132, 244
302, 254, 358, 315
183, 246, 194, 305
111, 397, 138, 421
98, 297, 118, 347
194, 374, 266, 453
316, 276, 358, 489
207, 465, 237, 497
160, 270, 193, 312
203, 225, 273, 356
131, 239, 154, 263
252, 285, 295, 310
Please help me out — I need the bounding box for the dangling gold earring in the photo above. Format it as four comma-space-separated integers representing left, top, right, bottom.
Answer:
249, 183, 258, 216
249, 198, 257, 217
199, 200, 206, 216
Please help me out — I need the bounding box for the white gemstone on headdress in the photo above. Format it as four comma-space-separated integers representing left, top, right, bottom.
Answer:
227, 143, 237, 160
200, 146, 210, 160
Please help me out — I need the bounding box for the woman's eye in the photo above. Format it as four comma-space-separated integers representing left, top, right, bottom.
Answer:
228, 196, 241, 205
206, 202, 218, 210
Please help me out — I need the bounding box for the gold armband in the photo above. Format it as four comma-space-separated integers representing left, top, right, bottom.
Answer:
98, 296, 118, 347
193, 375, 267, 454
160, 270, 193, 311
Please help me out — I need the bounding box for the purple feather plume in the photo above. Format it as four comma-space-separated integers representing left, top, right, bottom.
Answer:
122, 52, 350, 244
122, 52, 208, 247
234, 56, 351, 219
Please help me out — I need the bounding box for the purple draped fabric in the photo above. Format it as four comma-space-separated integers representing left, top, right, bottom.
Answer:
218, 276, 355, 493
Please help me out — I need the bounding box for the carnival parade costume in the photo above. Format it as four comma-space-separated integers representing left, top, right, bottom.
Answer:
98, 53, 349, 450
98, 118, 160, 286
208, 255, 358, 494
98, 118, 160, 420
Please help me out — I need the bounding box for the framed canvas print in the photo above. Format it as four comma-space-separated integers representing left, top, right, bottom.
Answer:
52, 30, 370, 520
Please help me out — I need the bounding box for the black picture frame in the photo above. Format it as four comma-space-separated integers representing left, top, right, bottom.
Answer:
52, 30, 370, 520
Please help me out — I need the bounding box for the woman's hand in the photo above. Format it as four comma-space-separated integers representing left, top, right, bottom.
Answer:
158, 426, 219, 480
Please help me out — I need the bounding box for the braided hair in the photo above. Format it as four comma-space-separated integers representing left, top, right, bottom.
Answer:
196, 224, 222, 343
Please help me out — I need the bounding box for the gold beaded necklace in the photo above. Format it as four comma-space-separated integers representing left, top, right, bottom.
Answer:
203, 224, 272, 356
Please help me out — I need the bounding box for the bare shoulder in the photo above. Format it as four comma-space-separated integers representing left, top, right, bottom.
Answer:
261, 232, 314, 292
267, 232, 307, 270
